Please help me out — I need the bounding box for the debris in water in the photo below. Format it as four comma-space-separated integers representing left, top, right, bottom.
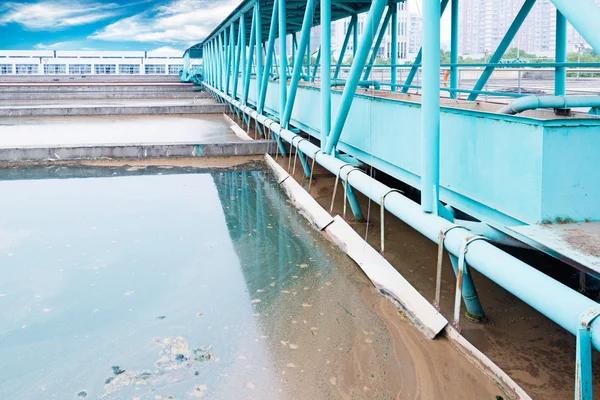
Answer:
330, 377, 337, 385
287, 363, 296, 368
0, 294, 6, 298
124, 291, 134, 296
42, 308, 51, 313
246, 382, 256, 389
40, 384, 47, 391
175, 353, 187, 361
197, 312, 206, 317
112, 366, 125, 375
298, 263, 309, 268
288, 343, 299, 349
302, 303, 312, 308
156, 316, 166, 320
251, 298, 262, 303
192, 384, 208, 398
77, 390, 88, 398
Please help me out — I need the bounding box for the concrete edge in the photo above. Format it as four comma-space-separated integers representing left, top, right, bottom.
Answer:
223, 113, 254, 141
264, 153, 530, 400
0, 104, 228, 117
0, 142, 275, 163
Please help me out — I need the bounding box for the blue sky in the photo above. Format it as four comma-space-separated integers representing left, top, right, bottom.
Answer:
0, 0, 241, 53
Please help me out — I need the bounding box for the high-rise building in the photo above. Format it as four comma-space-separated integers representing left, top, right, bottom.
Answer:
460, 0, 557, 57
408, 12, 422, 55
332, 2, 413, 61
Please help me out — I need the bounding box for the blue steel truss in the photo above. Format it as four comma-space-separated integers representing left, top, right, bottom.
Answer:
184, 1, 600, 398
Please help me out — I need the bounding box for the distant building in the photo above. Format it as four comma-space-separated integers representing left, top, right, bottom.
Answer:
0, 50, 186, 76
408, 12, 422, 55
332, 2, 412, 61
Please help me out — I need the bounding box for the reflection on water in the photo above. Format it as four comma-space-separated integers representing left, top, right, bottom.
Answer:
0, 165, 494, 399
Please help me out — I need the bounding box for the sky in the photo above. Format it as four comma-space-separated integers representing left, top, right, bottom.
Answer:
0, 0, 449, 53
0, 0, 242, 53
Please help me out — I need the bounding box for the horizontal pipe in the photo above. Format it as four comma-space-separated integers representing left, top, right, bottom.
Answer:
331, 79, 381, 90
499, 95, 600, 115
203, 81, 600, 352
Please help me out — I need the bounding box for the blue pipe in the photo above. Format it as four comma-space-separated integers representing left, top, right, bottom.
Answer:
321, 0, 332, 150
450, 0, 459, 99
555, 10, 567, 96
331, 79, 381, 90
258, 0, 278, 113
209, 82, 600, 351
242, 7, 257, 104
279, 0, 287, 126
421, 0, 441, 214
324, 0, 388, 155
255, 1, 263, 100
499, 95, 600, 115
390, 4, 398, 91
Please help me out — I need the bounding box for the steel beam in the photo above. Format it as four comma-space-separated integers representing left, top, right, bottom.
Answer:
362, 7, 392, 81
390, 4, 398, 92
256, 0, 263, 100
550, 0, 600, 55
242, 6, 257, 104
279, 0, 288, 125
467, 0, 536, 101
334, 15, 356, 80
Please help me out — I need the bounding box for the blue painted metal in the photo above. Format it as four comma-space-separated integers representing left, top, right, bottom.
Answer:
499, 95, 600, 115
324, 0, 387, 154
555, 11, 567, 96
256, 0, 263, 101
550, 0, 600, 55
282, 0, 317, 128
421, 0, 441, 214
321, 0, 332, 150
311, 47, 321, 82
362, 7, 392, 81
242, 6, 257, 105
279, 0, 287, 127
467, 0, 536, 101
390, 4, 398, 92
450, 0, 458, 99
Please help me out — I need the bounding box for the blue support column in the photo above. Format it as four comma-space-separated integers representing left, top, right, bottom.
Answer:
574, 310, 600, 400
467, 0, 536, 101
421, 0, 441, 214
324, 0, 388, 155
281, 0, 317, 128
334, 15, 356, 80
353, 17, 358, 56
311, 47, 321, 82
233, 17, 243, 100
321, 0, 332, 150
226, 24, 234, 96
240, 14, 247, 97
450, 0, 459, 99
256, 0, 263, 101
279, 0, 288, 124
217, 34, 224, 91
362, 7, 392, 81
401, 0, 449, 94
390, 4, 398, 92
242, 6, 257, 105
555, 10, 567, 96
448, 254, 485, 320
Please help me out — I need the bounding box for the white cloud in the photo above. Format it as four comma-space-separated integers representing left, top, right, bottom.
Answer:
152, 46, 184, 54
34, 40, 94, 50
90, 0, 240, 44
0, 0, 122, 30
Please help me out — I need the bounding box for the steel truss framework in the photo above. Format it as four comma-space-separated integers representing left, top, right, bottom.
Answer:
189, 1, 600, 398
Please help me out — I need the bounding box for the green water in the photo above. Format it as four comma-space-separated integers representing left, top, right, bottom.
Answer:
0, 166, 393, 399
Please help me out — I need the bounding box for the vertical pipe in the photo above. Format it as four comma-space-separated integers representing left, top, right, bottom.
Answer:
281, 0, 317, 128
421, 0, 441, 214
353, 16, 358, 57
258, 0, 279, 113
334, 15, 357, 80
279, 0, 287, 123
450, 0, 459, 99
256, 0, 263, 100
292, 33, 297, 75
311, 46, 321, 82
324, 0, 388, 154
321, 0, 332, 150
233, 17, 243, 100
240, 14, 247, 96
226, 24, 234, 95
243, 7, 257, 104
391, 4, 398, 92
555, 10, 567, 96
307, 33, 311, 78
217, 34, 224, 91
467, 0, 536, 101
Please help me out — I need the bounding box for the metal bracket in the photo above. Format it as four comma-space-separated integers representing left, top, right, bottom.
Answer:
453, 235, 487, 331
343, 168, 363, 220
329, 163, 353, 215
292, 138, 308, 177
379, 189, 404, 253
434, 224, 462, 310
288, 135, 302, 171
575, 307, 600, 400
308, 149, 322, 192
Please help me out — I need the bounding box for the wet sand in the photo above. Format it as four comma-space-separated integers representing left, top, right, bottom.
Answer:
276, 156, 600, 399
